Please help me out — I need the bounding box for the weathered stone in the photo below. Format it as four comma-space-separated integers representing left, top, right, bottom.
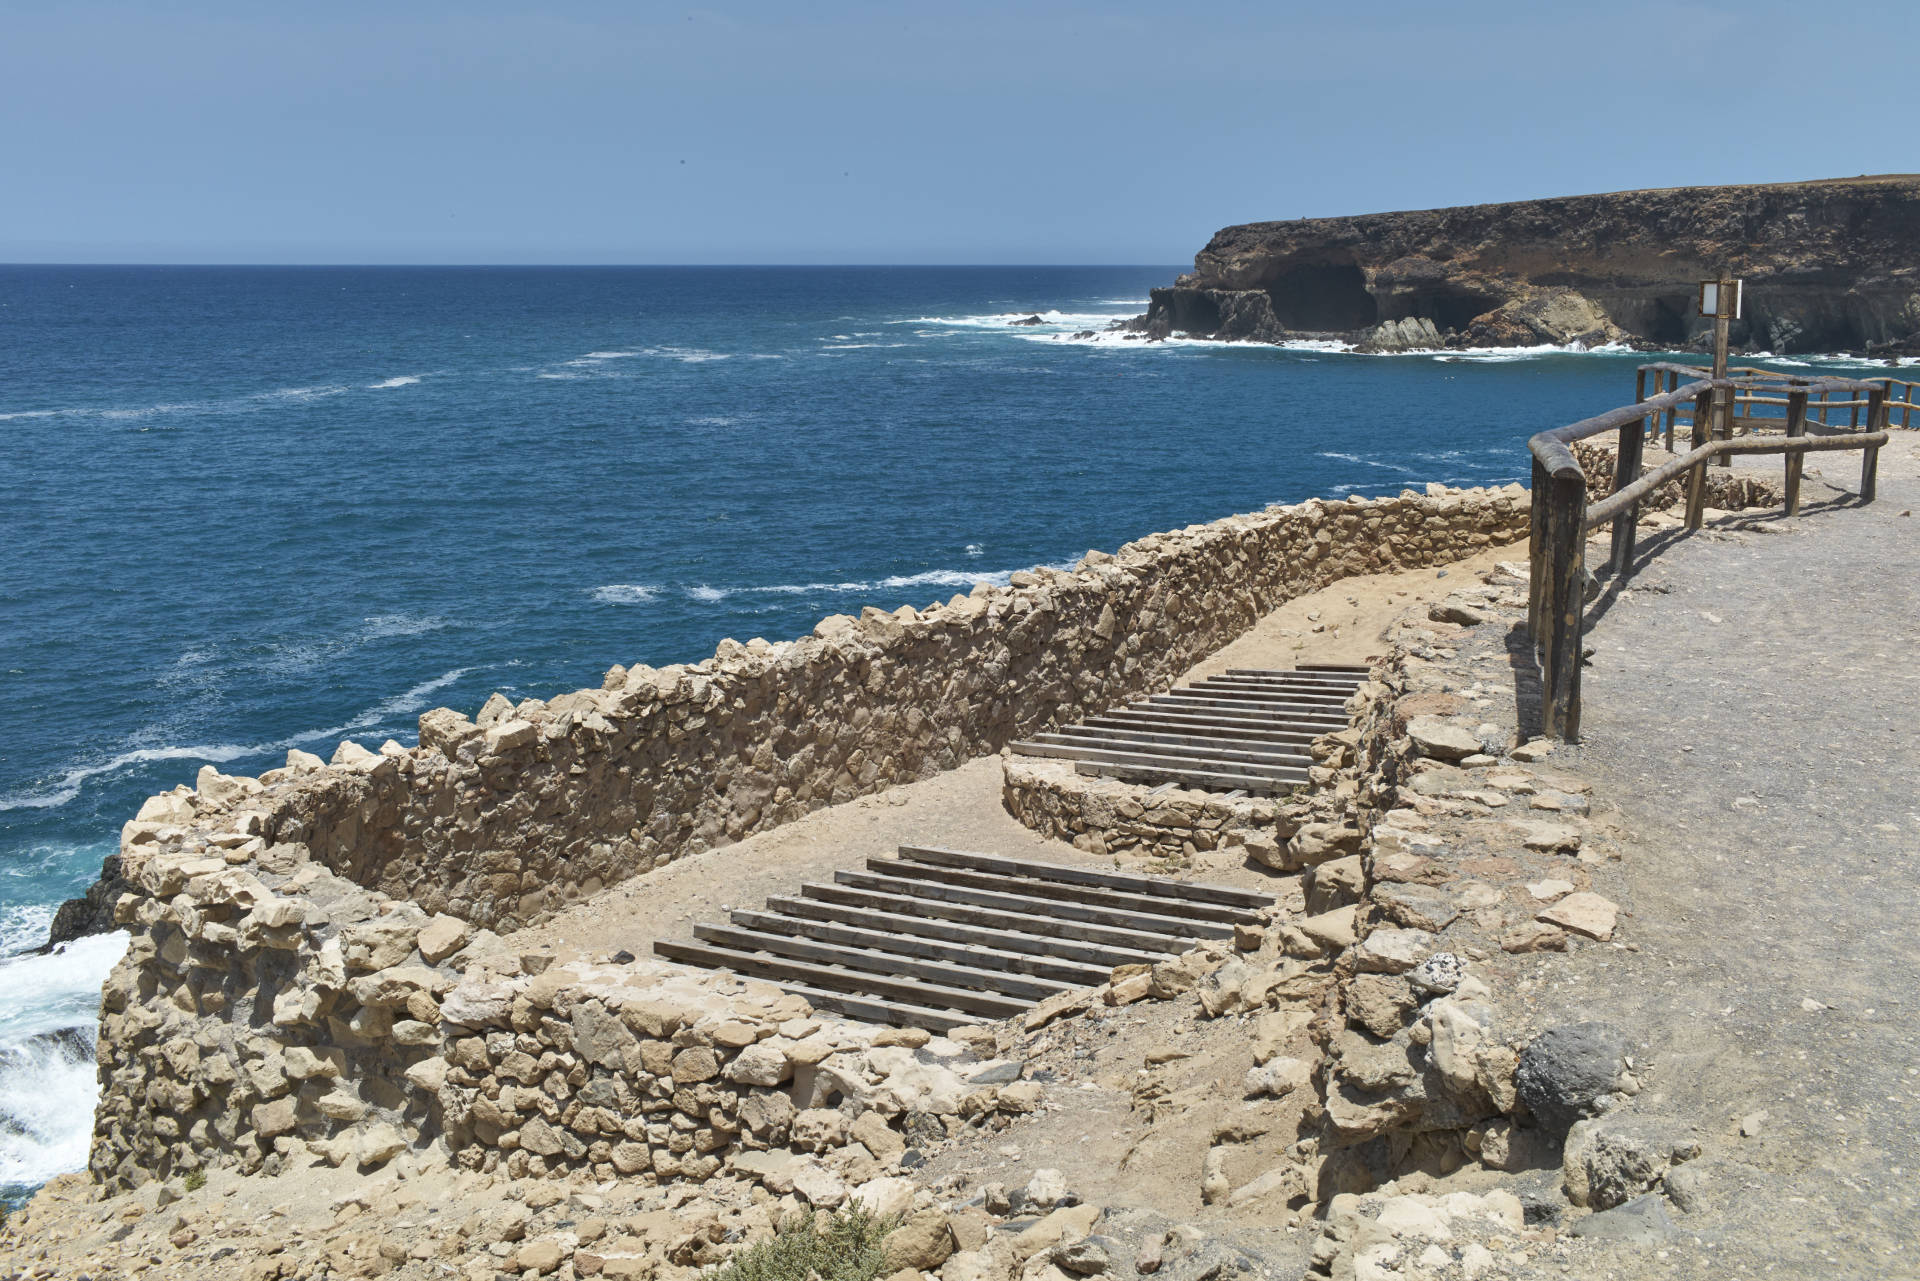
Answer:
571, 1001, 639, 1069
1516, 1022, 1629, 1134
671, 1046, 721, 1084
1538, 891, 1618, 941
416, 914, 473, 964
1298, 906, 1358, 951
1374, 884, 1459, 933
1012, 1205, 1101, 1261
1407, 717, 1481, 761
1501, 922, 1568, 953
884, 1208, 956, 1271
1352, 928, 1433, 974
724, 1041, 791, 1087
1305, 856, 1365, 914
791, 1161, 849, 1208
1346, 975, 1417, 1038
340, 918, 422, 972
1511, 820, 1581, 852
1244, 1056, 1310, 1098
1564, 1115, 1699, 1209
1407, 951, 1465, 995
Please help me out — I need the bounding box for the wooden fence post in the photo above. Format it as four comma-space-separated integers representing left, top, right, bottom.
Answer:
1608, 415, 1644, 576
1784, 388, 1808, 515
1540, 472, 1588, 741
1664, 371, 1678, 450
1686, 387, 1715, 529
1528, 457, 1549, 643
1864, 387, 1886, 501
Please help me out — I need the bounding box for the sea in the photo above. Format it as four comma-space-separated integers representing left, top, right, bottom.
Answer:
0, 264, 1900, 1203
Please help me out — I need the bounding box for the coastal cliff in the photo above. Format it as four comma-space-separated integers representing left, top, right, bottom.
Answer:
1137, 175, 1920, 354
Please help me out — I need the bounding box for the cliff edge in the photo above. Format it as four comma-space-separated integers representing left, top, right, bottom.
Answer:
1137, 175, 1920, 354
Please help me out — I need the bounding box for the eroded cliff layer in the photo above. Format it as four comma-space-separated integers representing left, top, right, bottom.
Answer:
1138, 176, 1920, 354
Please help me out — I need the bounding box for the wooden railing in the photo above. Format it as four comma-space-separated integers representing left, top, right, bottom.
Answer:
1638, 361, 1919, 449
1526, 369, 1892, 741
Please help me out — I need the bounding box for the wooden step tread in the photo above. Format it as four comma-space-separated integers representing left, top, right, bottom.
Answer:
896, 845, 1271, 909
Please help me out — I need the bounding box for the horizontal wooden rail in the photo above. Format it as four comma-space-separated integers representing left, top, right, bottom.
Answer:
1527, 368, 1893, 741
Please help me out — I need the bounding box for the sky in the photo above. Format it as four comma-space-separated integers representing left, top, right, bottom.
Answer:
2, 0, 1914, 265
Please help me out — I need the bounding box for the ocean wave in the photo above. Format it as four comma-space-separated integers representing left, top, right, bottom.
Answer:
0, 667, 478, 813
0, 906, 54, 961
818, 343, 910, 350
965, 544, 984, 556
591, 584, 659, 605
686, 416, 738, 427
674, 559, 1080, 606
0, 382, 360, 425
0, 743, 253, 812
368, 375, 423, 389
0, 971, 117, 1191
0, 932, 127, 1041
899, 309, 1142, 332
1318, 451, 1418, 474
360, 613, 449, 639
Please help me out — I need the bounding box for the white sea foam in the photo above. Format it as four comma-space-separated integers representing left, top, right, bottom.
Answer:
965, 544, 984, 556
0, 906, 55, 961
368, 375, 423, 389
0, 667, 478, 813
0, 931, 127, 1191
360, 613, 449, 639
676, 559, 1080, 606
1317, 451, 1417, 474
902, 309, 1142, 331
591, 584, 660, 605
686, 416, 738, 427
0, 744, 253, 812
818, 343, 910, 350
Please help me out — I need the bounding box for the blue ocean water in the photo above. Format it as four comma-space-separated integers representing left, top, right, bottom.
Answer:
1, 265, 1888, 1198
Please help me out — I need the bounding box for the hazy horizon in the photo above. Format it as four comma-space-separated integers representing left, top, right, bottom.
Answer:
4, 1, 1914, 265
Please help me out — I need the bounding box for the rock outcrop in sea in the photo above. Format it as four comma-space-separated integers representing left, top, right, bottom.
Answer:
1135, 175, 1920, 354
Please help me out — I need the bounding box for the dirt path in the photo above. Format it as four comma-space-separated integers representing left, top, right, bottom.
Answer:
514, 542, 1521, 967
1541, 435, 1920, 1277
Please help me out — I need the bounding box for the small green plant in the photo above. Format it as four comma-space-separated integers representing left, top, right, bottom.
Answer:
183, 1170, 206, 1193
708, 1205, 897, 1281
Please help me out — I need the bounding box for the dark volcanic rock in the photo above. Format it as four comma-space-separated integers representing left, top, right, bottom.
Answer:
1136, 176, 1920, 354
1515, 1020, 1629, 1135
40, 854, 128, 951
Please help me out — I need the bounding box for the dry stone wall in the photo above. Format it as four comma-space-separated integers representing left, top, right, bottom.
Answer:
89, 481, 1531, 1192
261, 482, 1530, 935
91, 793, 1033, 1195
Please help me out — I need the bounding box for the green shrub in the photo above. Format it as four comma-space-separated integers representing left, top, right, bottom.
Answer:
183, 1170, 207, 1193
708, 1205, 898, 1281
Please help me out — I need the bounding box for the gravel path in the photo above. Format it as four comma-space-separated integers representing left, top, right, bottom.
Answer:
1549, 436, 1920, 1277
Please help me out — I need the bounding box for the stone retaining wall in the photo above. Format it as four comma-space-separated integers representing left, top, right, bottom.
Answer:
1574, 438, 1782, 511
89, 481, 1532, 1192
91, 804, 1030, 1194
256, 481, 1529, 935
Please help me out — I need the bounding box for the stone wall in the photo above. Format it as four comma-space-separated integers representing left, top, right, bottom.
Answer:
258, 481, 1531, 935
90, 803, 1031, 1194
1574, 438, 1783, 511
88, 481, 1532, 1192
999, 749, 1362, 868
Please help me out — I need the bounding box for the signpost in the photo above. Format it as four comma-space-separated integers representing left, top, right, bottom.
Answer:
1699, 278, 1742, 466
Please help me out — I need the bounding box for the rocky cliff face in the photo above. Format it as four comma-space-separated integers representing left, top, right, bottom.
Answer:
1137, 176, 1920, 354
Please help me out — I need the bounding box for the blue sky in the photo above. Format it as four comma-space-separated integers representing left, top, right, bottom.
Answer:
3, 1, 1912, 264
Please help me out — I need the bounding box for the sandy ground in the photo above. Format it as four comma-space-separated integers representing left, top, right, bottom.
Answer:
511, 541, 1524, 967
1531, 432, 1920, 1278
